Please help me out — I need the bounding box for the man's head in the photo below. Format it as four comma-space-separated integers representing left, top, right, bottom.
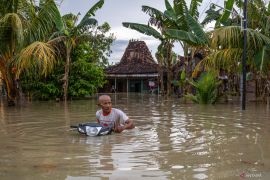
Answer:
98, 95, 112, 114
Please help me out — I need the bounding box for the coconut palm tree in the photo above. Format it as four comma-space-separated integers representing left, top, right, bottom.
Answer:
0, 0, 63, 105
202, 0, 270, 72
192, 25, 270, 99
57, 0, 104, 101
198, 0, 270, 98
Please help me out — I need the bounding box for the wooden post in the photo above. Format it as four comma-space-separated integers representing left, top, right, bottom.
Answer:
114, 78, 117, 92
127, 79, 129, 94
241, 0, 247, 110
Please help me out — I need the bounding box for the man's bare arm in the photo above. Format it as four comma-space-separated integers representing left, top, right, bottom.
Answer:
114, 119, 135, 133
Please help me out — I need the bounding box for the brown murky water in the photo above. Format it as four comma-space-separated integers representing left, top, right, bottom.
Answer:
0, 94, 270, 180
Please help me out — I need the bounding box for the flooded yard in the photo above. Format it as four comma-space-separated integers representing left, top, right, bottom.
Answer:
0, 94, 270, 179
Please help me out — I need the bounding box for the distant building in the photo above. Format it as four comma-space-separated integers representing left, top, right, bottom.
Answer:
103, 40, 159, 93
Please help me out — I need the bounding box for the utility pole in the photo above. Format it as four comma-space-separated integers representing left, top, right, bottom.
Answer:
241, 0, 248, 110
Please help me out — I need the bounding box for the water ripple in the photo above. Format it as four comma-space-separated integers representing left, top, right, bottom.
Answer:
0, 95, 270, 180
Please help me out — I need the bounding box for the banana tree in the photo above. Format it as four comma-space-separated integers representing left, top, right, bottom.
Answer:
164, 0, 209, 78
57, 0, 104, 101
0, 0, 63, 105
155, 43, 165, 94
164, 9, 209, 51
123, 0, 181, 95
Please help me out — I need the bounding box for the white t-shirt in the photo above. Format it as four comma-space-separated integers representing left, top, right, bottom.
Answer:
96, 108, 129, 128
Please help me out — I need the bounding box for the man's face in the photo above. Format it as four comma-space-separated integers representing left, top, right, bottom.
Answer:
99, 97, 112, 114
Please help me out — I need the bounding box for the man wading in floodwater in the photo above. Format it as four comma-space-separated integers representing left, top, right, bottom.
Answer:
96, 95, 135, 133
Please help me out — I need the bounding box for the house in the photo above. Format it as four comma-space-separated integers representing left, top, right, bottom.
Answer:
103, 40, 159, 93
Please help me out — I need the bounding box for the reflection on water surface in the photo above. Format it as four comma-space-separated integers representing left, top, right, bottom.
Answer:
0, 94, 270, 180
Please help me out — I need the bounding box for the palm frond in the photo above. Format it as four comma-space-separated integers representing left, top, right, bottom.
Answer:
201, 48, 243, 71
77, 18, 97, 32
142, 5, 164, 19
262, 16, 270, 36
268, 1, 270, 14
164, 0, 177, 23
0, 13, 24, 47
254, 47, 270, 74
47, 35, 66, 45
219, 0, 235, 24
173, 0, 188, 29
164, 29, 198, 45
185, 12, 209, 45
165, 0, 173, 11
211, 26, 270, 50
122, 22, 163, 40
25, 0, 64, 43
17, 41, 56, 76
48, 0, 63, 31
173, 0, 187, 18
189, 0, 202, 19
201, 6, 221, 26
80, 0, 104, 23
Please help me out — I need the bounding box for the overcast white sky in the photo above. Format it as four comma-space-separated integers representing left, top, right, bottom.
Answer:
60, 0, 221, 64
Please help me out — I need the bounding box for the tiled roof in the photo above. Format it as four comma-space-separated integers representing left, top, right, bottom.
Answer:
106, 40, 158, 74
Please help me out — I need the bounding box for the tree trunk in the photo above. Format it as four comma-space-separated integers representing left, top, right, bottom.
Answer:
156, 50, 164, 95
158, 64, 164, 95
1, 71, 17, 106
183, 43, 190, 95
166, 42, 173, 96
6, 80, 16, 106
63, 47, 71, 102
167, 66, 172, 96
254, 72, 259, 98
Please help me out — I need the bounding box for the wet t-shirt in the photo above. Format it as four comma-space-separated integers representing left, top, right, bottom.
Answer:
96, 108, 129, 128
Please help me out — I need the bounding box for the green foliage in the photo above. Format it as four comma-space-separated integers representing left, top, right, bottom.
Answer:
185, 71, 221, 104
31, 83, 61, 100
19, 16, 114, 101
20, 40, 109, 100
88, 22, 115, 67
254, 46, 270, 75
219, 0, 235, 24
201, 5, 221, 26
69, 42, 108, 97
81, 0, 104, 20
179, 69, 186, 85
20, 61, 64, 100
20, 21, 114, 100
122, 22, 163, 40
68, 42, 107, 97
69, 60, 106, 97
195, 24, 270, 76
0, 0, 64, 104
189, 0, 202, 19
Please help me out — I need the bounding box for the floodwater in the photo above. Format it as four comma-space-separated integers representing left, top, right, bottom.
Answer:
0, 94, 270, 180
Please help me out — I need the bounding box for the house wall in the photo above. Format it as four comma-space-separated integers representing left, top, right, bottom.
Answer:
103, 77, 159, 94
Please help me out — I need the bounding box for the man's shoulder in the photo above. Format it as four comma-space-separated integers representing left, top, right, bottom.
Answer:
112, 108, 123, 113
112, 108, 129, 121
96, 110, 102, 116
112, 108, 128, 117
